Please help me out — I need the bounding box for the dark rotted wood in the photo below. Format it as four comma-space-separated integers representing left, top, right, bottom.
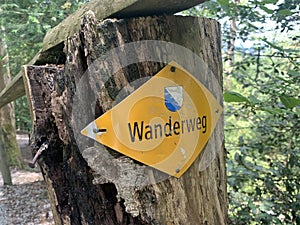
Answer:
24, 14, 227, 225
24, 65, 142, 225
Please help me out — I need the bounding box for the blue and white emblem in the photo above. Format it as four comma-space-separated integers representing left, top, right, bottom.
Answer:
164, 86, 183, 112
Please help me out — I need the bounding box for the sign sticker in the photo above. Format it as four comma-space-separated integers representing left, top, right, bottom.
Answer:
164, 85, 183, 112
81, 61, 222, 177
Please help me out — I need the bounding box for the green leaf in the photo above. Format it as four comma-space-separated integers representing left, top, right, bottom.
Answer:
262, 39, 283, 51
278, 9, 293, 16
262, 0, 278, 4
249, 95, 261, 105
260, 6, 274, 14
224, 91, 250, 103
259, 106, 282, 114
288, 69, 300, 77
279, 95, 300, 109
247, 22, 259, 29
29, 15, 39, 24
217, 0, 229, 6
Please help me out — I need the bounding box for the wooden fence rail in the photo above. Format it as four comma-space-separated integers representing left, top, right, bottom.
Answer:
0, 0, 205, 109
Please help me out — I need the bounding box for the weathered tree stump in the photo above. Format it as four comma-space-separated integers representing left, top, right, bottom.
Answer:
23, 13, 227, 225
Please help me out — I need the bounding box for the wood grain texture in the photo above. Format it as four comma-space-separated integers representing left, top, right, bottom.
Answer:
0, 73, 24, 109
24, 14, 227, 225
43, 0, 206, 51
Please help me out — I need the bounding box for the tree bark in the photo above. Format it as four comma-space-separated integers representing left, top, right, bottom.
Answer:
24, 14, 227, 225
224, 0, 239, 76
0, 25, 22, 171
0, 127, 12, 185
0, 25, 12, 185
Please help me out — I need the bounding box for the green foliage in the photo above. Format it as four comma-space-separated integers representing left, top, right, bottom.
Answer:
226, 50, 300, 224
185, 0, 300, 224
14, 96, 32, 132
1, 0, 87, 75
224, 91, 250, 103
0, 0, 87, 131
279, 95, 300, 109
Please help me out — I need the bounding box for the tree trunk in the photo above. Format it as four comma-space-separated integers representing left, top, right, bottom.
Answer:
0, 25, 22, 178
226, 18, 236, 73
224, 0, 239, 76
0, 127, 12, 185
0, 26, 12, 185
23, 14, 227, 225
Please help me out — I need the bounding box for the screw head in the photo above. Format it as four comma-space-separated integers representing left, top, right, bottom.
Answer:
170, 66, 176, 72
93, 128, 99, 133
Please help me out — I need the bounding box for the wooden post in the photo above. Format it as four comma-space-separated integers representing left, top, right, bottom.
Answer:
24, 13, 227, 225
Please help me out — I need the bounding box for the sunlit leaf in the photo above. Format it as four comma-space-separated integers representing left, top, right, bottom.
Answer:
217, 0, 229, 6
61, 2, 72, 10
259, 106, 282, 114
249, 95, 261, 105
278, 9, 293, 16
279, 95, 300, 109
260, 6, 274, 14
224, 91, 250, 103
28, 15, 39, 24
288, 69, 300, 77
262, 0, 278, 4
262, 39, 284, 51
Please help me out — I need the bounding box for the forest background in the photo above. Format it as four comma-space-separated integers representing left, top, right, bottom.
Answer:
0, 0, 299, 224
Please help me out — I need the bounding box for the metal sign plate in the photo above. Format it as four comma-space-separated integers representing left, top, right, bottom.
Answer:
81, 61, 222, 177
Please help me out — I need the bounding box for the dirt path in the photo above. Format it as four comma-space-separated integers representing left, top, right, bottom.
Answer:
0, 134, 54, 225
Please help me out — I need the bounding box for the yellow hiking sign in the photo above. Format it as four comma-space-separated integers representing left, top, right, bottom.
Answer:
81, 62, 222, 177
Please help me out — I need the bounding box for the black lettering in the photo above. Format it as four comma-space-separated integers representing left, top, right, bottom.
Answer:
154, 124, 162, 139
128, 116, 207, 142
196, 117, 201, 130
173, 121, 180, 135
202, 116, 207, 133
186, 118, 196, 132
145, 125, 153, 140
128, 121, 144, 142
164, 116, 172, 137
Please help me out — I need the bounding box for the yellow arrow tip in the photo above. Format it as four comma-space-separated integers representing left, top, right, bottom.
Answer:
81, 129, 88, 136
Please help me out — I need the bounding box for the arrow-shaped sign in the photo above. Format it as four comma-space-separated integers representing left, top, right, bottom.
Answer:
81, 61, 222, 177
